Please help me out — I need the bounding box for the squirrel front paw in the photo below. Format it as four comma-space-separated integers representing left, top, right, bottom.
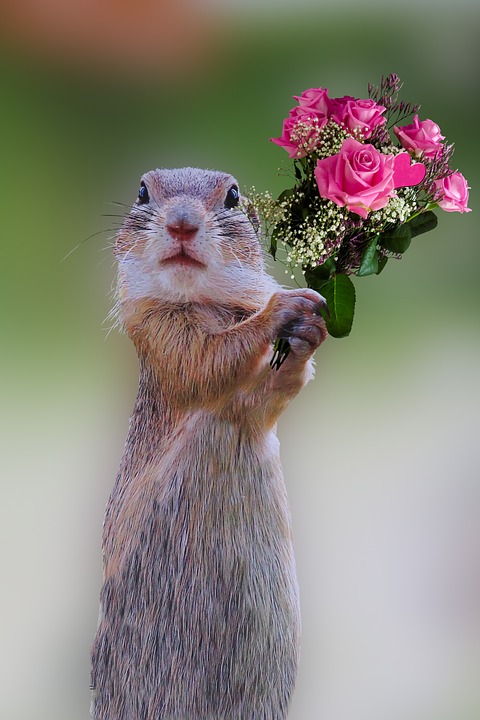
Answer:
267, 288, 328, 363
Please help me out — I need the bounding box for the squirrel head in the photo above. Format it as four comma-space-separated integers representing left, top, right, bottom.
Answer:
114, 167, 269, 311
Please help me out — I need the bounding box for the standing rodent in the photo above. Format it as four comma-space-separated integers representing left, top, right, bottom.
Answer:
90, 167, 327, 720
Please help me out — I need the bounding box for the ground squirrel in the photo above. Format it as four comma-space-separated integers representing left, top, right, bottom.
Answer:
90, 167, 327, 719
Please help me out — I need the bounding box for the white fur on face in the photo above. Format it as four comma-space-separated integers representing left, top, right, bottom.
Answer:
118, 249, 276, 307
117, 206, 277, 307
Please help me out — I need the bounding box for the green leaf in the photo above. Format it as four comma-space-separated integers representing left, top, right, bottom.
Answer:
269, 228, 279, 259
318, 274, 356, 338
304, 258, 336, 290
408, 210, 438, 238
376, 255, 388, 275
298, 157, 309, 174
378, 223, 412, 254
277, 188, 294, 203
357, 235, 379, 277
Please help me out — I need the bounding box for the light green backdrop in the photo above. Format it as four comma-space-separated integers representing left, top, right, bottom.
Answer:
1, 4, 479, 720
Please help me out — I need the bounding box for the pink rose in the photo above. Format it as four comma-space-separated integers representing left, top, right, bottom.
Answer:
330, 97, 387, 139
315, 137, 396, 218
271, 108, 326, 158
434, 172, 471, 213
394, 115, 445, 159
293, 87, 331, 122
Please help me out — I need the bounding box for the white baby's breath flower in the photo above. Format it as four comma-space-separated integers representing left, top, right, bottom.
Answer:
280, 196, 347, 269
368, 189, 418, 230
314, 120, 351, 159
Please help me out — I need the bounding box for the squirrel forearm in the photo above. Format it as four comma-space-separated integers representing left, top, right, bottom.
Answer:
126, 292, 323, 414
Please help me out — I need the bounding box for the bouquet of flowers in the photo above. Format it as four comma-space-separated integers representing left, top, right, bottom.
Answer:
251, 74, 470, 348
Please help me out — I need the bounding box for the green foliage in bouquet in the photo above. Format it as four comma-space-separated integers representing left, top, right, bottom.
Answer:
251, 74, 470, 338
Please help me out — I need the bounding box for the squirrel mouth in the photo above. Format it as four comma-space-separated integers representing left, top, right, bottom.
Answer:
161, 251, 206, 269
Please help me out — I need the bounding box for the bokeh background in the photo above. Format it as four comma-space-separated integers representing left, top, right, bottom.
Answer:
1, 1, 479, 719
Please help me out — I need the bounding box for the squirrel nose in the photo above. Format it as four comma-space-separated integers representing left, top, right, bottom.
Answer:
166, 221, 199, 242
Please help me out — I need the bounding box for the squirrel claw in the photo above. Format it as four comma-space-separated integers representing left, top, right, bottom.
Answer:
315, 296, 330, 320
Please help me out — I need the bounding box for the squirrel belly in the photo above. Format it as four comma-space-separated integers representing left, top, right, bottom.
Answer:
90, 168, 327, 720
91, 410, 300, 720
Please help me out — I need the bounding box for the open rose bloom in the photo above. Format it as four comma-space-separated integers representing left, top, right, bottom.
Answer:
315, 138, 426, 218
272, 110, 325, 159
259, 75, 471, 338
329, 97, 387, 139
434, 172, 471, 213
394, 115, 445, 159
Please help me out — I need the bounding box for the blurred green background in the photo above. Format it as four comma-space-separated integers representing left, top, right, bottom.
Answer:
1, 2, 479, 719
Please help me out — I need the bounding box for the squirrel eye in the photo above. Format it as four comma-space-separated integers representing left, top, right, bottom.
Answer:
224, 185, 239, 210
137, 181, 149, 204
